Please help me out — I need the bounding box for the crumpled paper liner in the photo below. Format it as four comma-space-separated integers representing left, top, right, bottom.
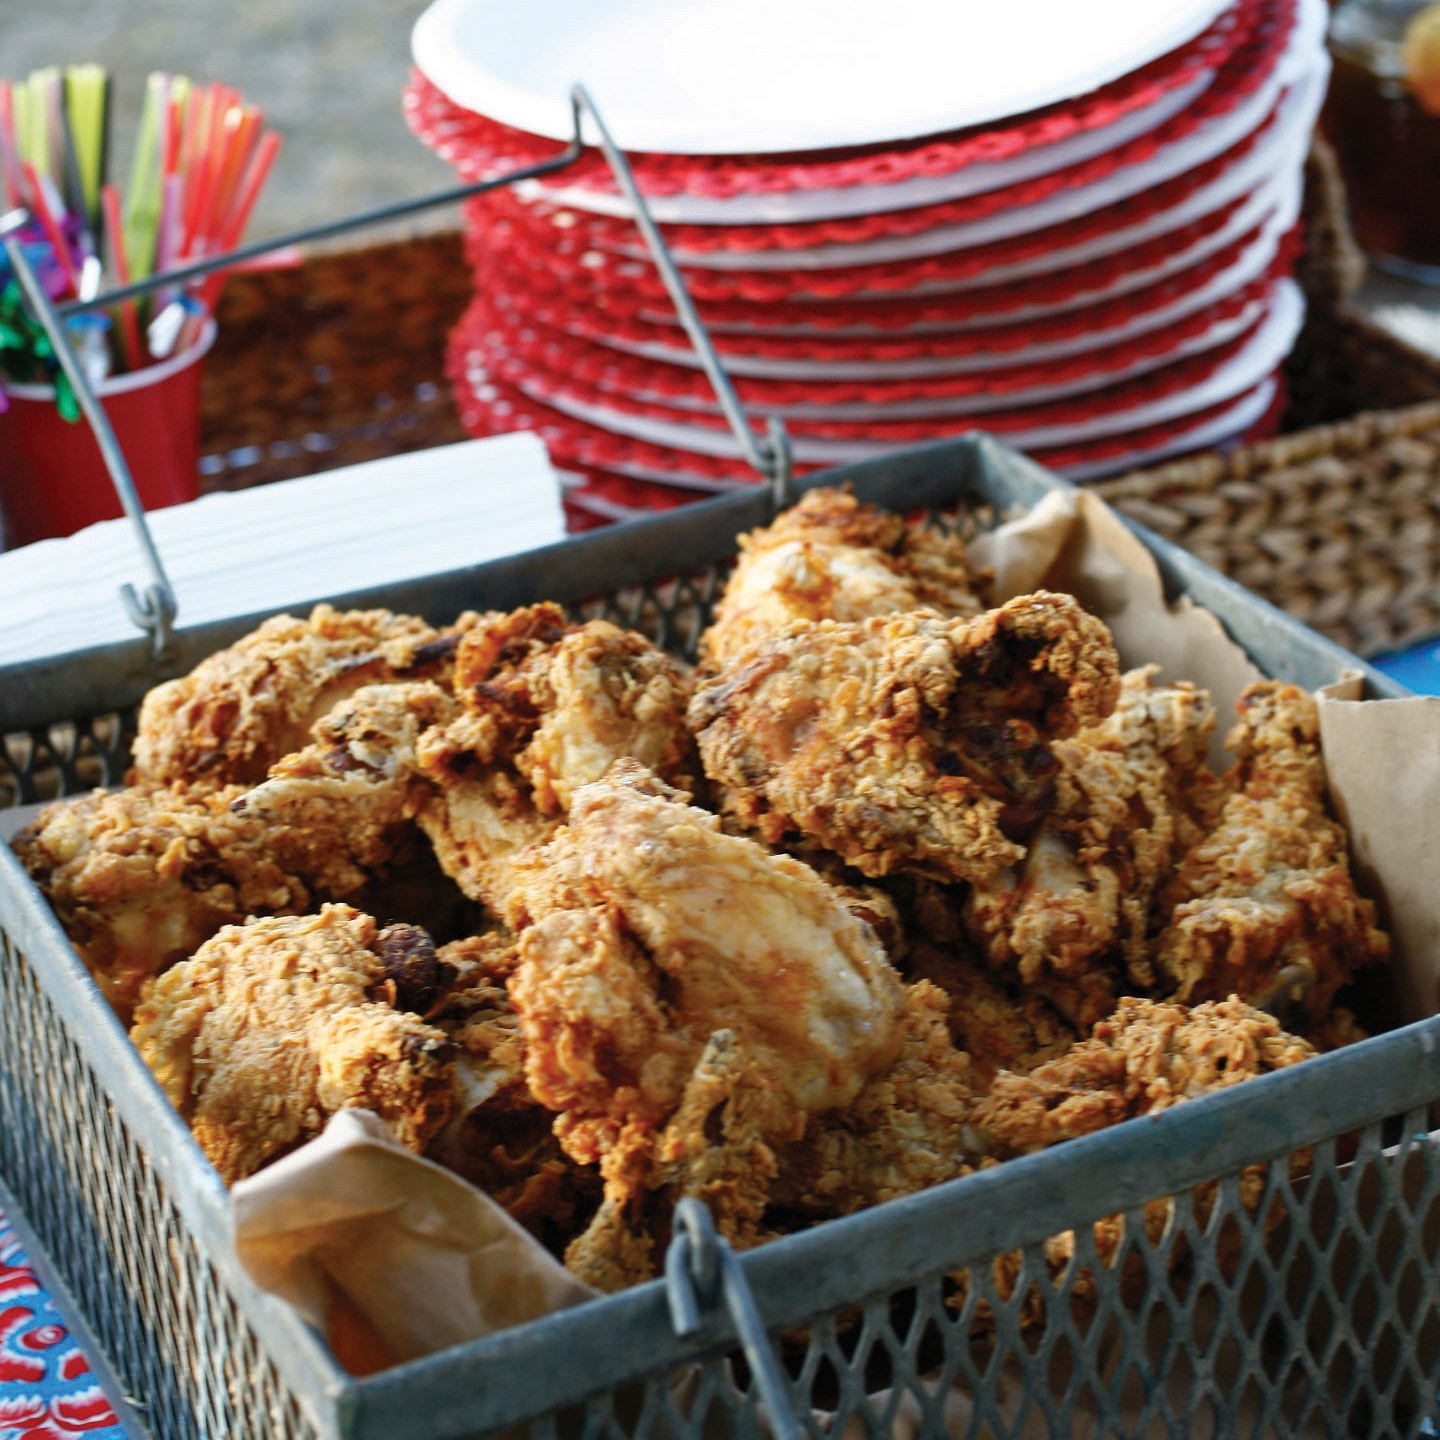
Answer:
232, 1110, 595, 1369
229, 484, 1439, 1401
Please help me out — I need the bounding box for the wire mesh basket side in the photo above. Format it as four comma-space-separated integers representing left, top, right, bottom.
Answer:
498, 1118, 1440, 1440
0, 928, 323, 1440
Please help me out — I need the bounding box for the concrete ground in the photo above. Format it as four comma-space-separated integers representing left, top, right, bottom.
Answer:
4, 0, 460, 245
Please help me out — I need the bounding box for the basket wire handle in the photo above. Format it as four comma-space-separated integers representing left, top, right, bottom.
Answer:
42, 83, 791, 653
664, 1197, 804, 1440
570, 84, 795, 511
5, 237, 179, 660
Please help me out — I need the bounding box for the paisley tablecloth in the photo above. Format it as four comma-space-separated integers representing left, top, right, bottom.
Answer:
0, 1213, 126, 1440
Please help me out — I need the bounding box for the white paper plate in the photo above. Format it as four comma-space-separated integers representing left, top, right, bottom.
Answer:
513, 0, 1324, 224
494, 280, 1301, 460
617, 61, 1321, 273
577, 292, 1272, 421
559, 380, 1278, 512
583, 220, 1290, 380
413, 0, 1230, 156
638, 168, 1302, 334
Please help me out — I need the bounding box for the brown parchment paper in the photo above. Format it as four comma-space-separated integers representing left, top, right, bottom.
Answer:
231, 1110, 595, 1367
228, 483, 1440, 1394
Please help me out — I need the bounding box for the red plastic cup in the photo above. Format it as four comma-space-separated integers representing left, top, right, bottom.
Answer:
0, 318, 216, 548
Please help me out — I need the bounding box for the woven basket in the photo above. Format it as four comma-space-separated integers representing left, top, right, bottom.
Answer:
198, 144, 1440, 657
1095, 141, 1440, 659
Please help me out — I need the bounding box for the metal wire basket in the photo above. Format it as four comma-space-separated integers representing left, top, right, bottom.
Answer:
1, 84, 1437, 1440
1, 431, 1436, 1440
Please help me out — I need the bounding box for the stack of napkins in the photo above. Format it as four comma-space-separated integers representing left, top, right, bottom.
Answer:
0, 432, 565, 666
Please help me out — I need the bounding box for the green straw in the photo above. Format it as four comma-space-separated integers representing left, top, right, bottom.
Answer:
123, 70, 167, 282
65, 64, 108, 234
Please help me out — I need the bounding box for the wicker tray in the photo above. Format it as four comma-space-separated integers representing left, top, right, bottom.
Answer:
197, 145, 1440, 662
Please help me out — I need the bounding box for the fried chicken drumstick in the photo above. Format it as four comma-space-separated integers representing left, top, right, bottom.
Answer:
502, 762, 910, 1288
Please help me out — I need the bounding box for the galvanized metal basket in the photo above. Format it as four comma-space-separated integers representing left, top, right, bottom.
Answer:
1, 432, 1438, 1440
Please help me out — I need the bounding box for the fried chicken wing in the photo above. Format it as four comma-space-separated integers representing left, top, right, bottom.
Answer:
130, 905, 456, 1183
689, 593, 1121, 886
14, 782, 314, 1019
963, 667, 1222, 1029
700, 486, 989, 672
1153, 682, 1390, 1023
233, 680, 459, 884
131, 604, 470, 788
962, 996, 1315, 1326
504, 762, 907, 1287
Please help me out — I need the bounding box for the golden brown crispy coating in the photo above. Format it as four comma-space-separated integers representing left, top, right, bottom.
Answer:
504, 762, 907, 1287
689, 593, 1121, 886
233, 680, 459, 883
964, 996, 1314, 1327
904, 941, 1077, 1087
1153, 682, 1390, 1023
130, 905, 456, 1183
771, 979, 976, 1217
416, 604, 699, 916
700, 486, 989, 672
14, 782, 314, 1019
424, 931, 598, 1244
964, 667, 1221, 1029
131, 604, 469, 788
970, 996, 1314, 1159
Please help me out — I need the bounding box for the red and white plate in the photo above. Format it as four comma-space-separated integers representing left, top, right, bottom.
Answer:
411, 0, 1327, 517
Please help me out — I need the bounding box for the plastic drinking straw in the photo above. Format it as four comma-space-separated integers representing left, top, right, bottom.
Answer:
20, 160, 79, 296
123, 71, 167, 281
64, 64, 107, 232
0, 84, 23, 208
201, 127, 280, 307
101, 181, 144, 370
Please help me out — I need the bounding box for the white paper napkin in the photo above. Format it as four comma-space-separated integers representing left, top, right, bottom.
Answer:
0, 432, 564, 665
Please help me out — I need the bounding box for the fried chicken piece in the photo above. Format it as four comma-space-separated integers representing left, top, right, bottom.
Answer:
505, 762, 907, 1288
963, 997, 1314, 1327
970, 996, 1314, 1158
416, 604, 699, 916
689, 593, 1121, 886
963, 667, 1222, 1029
771, 979, 976, 1217
130, 905, 456, 1183
131, 604, 471, 788
905, 941, 1077, 1087
234, 679, 460, 883
424, 931, 598, 1243
700, 486, 989, 672
14, 782, 316, 1019
1153, 681, 1390, 1023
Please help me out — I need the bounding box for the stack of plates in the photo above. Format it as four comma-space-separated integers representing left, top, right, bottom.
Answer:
408, 0, 1329, 524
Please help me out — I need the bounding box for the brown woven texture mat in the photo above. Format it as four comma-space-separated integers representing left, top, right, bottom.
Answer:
199, 143, 1440, 659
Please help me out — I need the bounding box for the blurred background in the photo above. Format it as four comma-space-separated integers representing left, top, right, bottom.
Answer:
5, 0, 458, 241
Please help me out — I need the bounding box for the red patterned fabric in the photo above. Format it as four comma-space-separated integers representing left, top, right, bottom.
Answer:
0, 1216, 125, 1440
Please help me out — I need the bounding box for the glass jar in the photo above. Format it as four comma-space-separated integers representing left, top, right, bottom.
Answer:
1321, 0, 1440, 282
